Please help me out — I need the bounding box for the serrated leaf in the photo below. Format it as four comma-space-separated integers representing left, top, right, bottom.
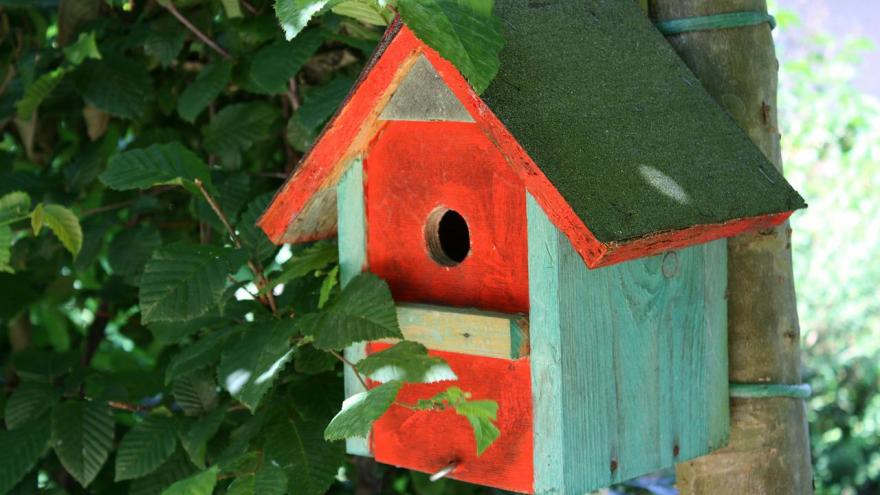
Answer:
108, 226, 162, 285
238, 193, 277, 263
0, 225, 13, 273
5, 382, 60, 429
115, 416, 179, 481
296, 75, 354, 131
0, 414, 50, 494
357, 341, 456, 384
324, 380, 401, 440
74, 53, 153, 119
161, 465, 218, 495
0, 191, 31, 226
218, 320, 298, 411
331, 0, 392, 26
177, 61, 233, 123
264, 413, 342, 495
173, 369, 218, 416
299, 272, 401, 350
100, 142, 213, 195
179, 408, 225, 468
202, 103, 279, 156
139, 243, 246, 324
226, 465, 287, 495
247, 29, 323, 93
144, 18, 186, 67
130, 450, 198, 495
30, 204, 82, 256
265, 241, 337, 293
274, 0, 338, 40
416, 387, 499, 455
166, 326, 242, 384
16, 67, 67, 120
63, 31, 101, 65
51, 400, 115, 487
396, 0, 503, 94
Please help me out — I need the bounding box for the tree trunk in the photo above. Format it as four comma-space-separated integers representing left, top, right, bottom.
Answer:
648, 1, 813, 493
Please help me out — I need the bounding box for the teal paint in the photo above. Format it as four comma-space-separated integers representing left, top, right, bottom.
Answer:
527, 194, 728, 494
337, 158, 371, 457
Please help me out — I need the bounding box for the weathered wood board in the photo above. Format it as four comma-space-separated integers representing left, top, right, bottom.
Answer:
527, 193, 729, 494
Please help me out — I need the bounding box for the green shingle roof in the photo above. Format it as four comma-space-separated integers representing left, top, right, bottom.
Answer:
481, 0, 805, 243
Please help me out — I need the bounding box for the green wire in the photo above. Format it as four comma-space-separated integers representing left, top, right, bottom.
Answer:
656, 11, 777, 36
729, 382, 812, 400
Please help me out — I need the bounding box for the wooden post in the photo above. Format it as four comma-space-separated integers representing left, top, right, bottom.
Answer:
649, 1, 813, 493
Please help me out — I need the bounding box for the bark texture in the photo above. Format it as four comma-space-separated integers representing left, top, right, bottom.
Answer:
649, 1, 813, 493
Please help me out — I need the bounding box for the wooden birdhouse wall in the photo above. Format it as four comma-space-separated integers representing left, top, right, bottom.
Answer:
527, 194, 730, 494
363, 120, 529, 314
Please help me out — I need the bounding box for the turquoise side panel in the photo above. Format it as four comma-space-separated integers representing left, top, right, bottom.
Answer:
337, 158, 371, 457
527, 193, 729, 494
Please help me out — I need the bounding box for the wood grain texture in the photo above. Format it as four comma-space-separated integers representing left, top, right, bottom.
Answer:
337, 158, 371, 457
379, 303, 528, 359
364, 120, 529, 314
368, 343, 534, 493
527, 194, 729, 494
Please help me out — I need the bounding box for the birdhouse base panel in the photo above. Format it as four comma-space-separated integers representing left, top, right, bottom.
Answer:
368, 344, 534, 493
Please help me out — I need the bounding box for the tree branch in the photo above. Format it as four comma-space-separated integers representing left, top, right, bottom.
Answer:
161, 1, 231, 60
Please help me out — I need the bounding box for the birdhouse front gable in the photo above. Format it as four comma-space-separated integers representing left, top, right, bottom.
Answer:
259, 2, 805, 270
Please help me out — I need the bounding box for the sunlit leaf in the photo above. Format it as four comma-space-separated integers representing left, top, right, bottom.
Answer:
273, 0, 338, 41
30, 204, 82, 257
357, 341, 456, 384
416, 386, 499, 455
63, 31, 101, 65
0, 191, 31, 226
324, 380, 401, 440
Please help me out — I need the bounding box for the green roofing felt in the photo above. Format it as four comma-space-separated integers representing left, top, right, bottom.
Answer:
481, 0, 806, 243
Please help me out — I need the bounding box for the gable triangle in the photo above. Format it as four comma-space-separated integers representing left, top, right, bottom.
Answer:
379, 54, 474, 122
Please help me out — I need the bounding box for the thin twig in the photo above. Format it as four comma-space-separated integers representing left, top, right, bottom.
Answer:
240, 0, 258, 15
194, 178, 278, 315
162, 1, 231, 60
287, 79, 301, 111
329, 349, 369, 390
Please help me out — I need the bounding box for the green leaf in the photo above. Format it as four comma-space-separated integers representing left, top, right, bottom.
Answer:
29, 204, 82, 257
396, 0, 504, 93
144, 18, 186, 67
74, 53, 153, 119
416, 387, 499, 455
0, 414, 50, 494
115, 416, 179, 481
331, 0, 392, 26
12, 350, 78, 383
299, 272, 402, 350
129, 449, 198, 495
263, 413, 342, 495
0, 225, 13, 273
179, 408, 225, 468
0, 191, 31, 226
108, 226, 162, 285
226, 465, 287, 495
296, 75, 354, 131
139, 243, 246, 324
63, 31, 101, 65
166, 326, 242, 384
5, 382, 60, 429
238, 193, 278, 263
160, 466, 218, 495
100, 142, 213, 195
357, 341, 456, 384
177, 61, 233, 123
16, 67, 67, 120
202, 102, 279, 155
273, 1, 338, 41
173, 369, 218, 416
51, 400, 115, 487
317, 265, 338, 309
220, 0, 243, 18
324, 380, 401, 440
265, 241, 337, 292
247, 29, 324, 93
218, 320, 298, 412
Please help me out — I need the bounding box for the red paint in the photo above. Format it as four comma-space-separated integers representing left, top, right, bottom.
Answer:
367, 343, 534, 493
258, 21, 796, 269
365, 121, 529, 314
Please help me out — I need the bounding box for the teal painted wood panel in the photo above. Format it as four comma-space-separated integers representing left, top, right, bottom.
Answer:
337, 158, 371, 457
527, 194, 728, 494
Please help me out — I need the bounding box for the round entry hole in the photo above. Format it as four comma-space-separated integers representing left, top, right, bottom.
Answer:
425, 208, 470, 266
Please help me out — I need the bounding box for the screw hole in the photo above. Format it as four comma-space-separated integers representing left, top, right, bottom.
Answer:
425, 207, 470, 266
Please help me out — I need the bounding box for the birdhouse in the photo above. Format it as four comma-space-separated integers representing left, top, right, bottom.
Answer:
259, 2, 805, 493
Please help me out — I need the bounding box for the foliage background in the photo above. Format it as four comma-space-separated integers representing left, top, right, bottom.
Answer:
0, 0, 878, 494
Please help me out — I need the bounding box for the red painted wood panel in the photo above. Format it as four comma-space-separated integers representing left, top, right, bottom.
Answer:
364, 120, 529, 314
368, 343, 534, 493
